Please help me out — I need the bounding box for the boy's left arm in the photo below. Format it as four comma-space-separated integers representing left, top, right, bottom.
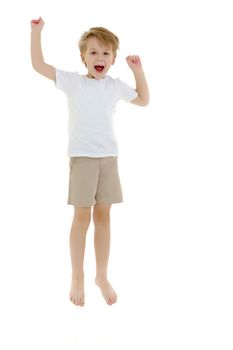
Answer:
126, 55, 150, 106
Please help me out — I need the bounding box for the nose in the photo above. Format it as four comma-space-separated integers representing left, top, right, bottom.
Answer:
96, 53, 104, 60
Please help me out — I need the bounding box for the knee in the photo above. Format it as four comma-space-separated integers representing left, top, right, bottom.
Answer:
93, 207, 110, 226
73, 207, 91, 226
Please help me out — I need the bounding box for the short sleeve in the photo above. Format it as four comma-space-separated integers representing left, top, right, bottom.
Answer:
115, 78, 138, 102
54, 68, 79, 93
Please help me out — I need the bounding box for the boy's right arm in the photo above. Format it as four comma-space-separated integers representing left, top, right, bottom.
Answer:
31, 17, 56, 81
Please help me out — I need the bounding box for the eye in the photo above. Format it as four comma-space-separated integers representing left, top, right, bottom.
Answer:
91, 52, 96, 55
104, 52, 110, 55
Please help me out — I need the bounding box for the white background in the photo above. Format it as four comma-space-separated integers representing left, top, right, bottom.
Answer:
0, 0, 233, 349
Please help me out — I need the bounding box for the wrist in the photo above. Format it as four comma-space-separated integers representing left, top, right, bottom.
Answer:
31, 29, 42, 35
132, 67, 144, 76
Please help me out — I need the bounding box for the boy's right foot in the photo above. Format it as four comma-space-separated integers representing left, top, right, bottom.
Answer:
69, 276, 85, 306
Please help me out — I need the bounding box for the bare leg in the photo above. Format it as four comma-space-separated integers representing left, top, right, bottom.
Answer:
69, 206, 91, 306
93, 203, 117, 305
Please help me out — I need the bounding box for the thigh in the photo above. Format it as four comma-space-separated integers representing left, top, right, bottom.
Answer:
68, 157, 99, 207
96, 157, 123, 204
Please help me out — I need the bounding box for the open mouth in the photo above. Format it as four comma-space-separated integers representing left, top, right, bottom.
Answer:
94, 65, 105, 72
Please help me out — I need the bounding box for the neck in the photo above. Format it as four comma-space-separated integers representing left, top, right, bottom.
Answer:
87, 73, 95, 79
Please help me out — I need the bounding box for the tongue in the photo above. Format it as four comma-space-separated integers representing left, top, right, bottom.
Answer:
95, 66, 104, 72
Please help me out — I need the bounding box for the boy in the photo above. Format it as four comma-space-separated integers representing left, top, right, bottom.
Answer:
30, 17, 149, 307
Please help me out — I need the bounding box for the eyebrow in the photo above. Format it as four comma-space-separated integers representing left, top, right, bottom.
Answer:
89, 48, 111, 51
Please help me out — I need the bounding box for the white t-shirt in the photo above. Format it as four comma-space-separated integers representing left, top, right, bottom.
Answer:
55, 68, 138, 157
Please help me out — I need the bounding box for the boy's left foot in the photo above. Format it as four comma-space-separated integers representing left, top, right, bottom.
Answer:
95, 277, 117, 305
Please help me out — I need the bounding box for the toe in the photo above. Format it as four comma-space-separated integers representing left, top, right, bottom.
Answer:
80, 296, 84, 306
78, 297, 84, 306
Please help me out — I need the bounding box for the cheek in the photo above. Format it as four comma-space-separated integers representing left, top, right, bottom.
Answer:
84, 58, 91, 66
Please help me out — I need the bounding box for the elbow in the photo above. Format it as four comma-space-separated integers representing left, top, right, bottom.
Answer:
31, 61, 45, 73
139, 93, 150, 106
141, 98, 150, 106
32, 63, 40, 73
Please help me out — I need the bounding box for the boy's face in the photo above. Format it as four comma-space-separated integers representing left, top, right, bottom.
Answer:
81, 36, 115, 79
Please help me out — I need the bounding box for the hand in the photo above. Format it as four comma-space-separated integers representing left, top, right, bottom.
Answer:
31, 17, 45, 31
125, 55, 142, 72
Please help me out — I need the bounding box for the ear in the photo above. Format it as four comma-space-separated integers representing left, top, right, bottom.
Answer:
80, 53, 87, 67
112, 56, 116, 65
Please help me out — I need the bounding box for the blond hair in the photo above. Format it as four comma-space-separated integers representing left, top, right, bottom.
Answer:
78, 27, 119, 57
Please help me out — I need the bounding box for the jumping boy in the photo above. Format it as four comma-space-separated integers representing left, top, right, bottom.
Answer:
30, 17, 149, 307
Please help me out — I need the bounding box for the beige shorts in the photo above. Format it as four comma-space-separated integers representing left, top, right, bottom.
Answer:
68, 156, 123, 207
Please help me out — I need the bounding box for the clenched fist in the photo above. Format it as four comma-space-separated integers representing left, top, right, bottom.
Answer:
31, 17, 45, 31
125, 55, 142, 72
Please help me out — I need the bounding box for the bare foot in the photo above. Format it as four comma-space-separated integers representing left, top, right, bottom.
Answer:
95, 277, 117, 305
69, 277, 85, 306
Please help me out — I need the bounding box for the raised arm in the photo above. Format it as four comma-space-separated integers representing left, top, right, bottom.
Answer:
31, 17, 56, 81
126, 55, 149, 106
